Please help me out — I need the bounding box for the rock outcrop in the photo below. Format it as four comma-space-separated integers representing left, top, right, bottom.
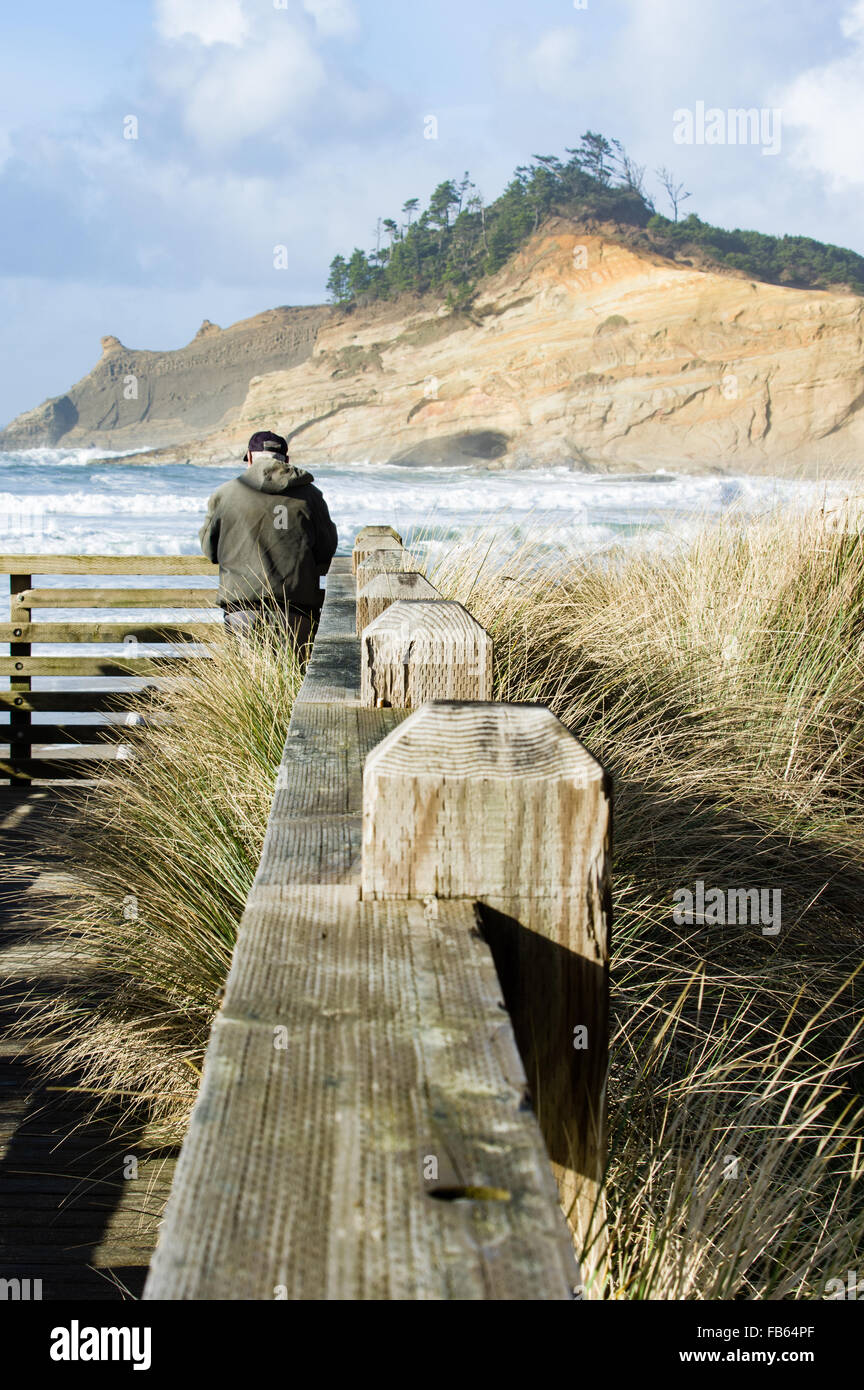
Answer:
219, 226, 864, 475
0, 306, 328, 451
4, 220, 864, 475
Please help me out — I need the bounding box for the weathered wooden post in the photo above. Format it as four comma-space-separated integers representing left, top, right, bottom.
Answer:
361, 600, 492, 707
356, 570, 438, 634
362, 701, 611, 1275
355, 549, 421, 584
352, 532, 404, 574
354, 525, 402, 545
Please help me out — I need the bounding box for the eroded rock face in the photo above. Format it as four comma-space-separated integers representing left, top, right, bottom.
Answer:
0, 394, 78, 448
4, 222, 864, 474
221, 228, 864, 476
0, 306, 329, 451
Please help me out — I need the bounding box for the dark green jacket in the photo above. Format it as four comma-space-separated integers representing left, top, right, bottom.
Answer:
199, 455, 338, 609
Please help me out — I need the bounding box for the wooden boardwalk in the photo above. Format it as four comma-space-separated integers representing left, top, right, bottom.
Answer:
145, 553, 589, 1300
1, 537, 609, 1301
0, 786, 175, 1299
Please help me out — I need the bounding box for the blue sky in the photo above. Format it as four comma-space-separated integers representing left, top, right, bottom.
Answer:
1, 0, 862, 426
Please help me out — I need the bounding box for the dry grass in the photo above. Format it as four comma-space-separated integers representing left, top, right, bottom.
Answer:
427, 500, 864, 1299
14, 624, 302, 1146
12, 499, 864, 1297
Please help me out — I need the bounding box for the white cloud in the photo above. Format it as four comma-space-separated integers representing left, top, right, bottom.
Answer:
498, 27, 581, 100
179, 30, 326, 146
151, 1, 365, 150
302, 0, 358, 40
155, 0, 250, 47
779, 0, 864, 188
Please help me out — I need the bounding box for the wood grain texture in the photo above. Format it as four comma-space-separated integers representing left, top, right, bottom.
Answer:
314, 571, 356, 642
11, 589, 219, 609
0, 692, 149, 713
145, 891, 578, 1300
2, 564, 214, 777
351, 534, 404, 574
0, 657, 208, 677
355, 549, 421, 583
0, 555, 216, 576
362, 700, 611, 1258
294, 635, 361, 706
1, 724, 144, 746
327, 557, 353, 576
0, 756, 119, 780
354, 526, 403, 544
145, 543, 578, 1300
361, 600, 493, 707
0, 623, 218, 643
355, 571, 438, 634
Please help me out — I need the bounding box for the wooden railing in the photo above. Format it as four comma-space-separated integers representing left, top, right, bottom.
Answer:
1, 555, 218, 783
144, 527, 612, 1301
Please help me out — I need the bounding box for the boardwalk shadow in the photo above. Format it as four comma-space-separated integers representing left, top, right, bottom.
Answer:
0, 788, 171, 1301
476, 766, 864, 1179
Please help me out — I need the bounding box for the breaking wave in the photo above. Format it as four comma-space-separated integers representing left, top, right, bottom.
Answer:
0, 447, 859, 560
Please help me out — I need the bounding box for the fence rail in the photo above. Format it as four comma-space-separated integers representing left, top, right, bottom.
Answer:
1, 554, 219, 783
143, 528, 612, 1301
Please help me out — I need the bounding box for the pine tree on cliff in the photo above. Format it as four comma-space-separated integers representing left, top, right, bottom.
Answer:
326, 254, 351, 304
346, 248, 373, 299
325, 134, 864, 307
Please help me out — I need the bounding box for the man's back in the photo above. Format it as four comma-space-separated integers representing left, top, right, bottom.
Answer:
200, 443, 338, 612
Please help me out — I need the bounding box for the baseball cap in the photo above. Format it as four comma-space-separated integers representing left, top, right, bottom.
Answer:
245, 430, 288, 459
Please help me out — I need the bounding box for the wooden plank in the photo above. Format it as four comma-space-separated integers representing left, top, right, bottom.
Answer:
0, 555, 216, 575
326, 556, 352, 576
320, 571, 356, 602
0, 692, 148, 713
1, 724, 147, 746
314, 600, 356, 642
252, 815, 362, 887
0, 756, 117, 780
314, 574, 357, 642
144, 889, 578, 1301
0, 656, 209, 676
295, 634, 361, 706
146, 554, 579, 1300
12, 588, 219, 609
272, 704, 405, 821
0, 622, 219, 643
362, 701, 612, 1266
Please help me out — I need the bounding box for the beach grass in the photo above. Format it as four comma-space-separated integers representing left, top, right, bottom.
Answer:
14, 623, 303, 1146
429, 499, 864, 1298
14, 498, 864, 1296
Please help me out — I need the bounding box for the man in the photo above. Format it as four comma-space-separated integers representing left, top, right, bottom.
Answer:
199, 430, 338, 649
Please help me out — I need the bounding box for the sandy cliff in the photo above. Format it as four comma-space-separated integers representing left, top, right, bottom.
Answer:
4, 221, 864, 475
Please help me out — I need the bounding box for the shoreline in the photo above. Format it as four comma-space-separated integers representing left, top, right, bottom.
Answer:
3, 439, 862, 485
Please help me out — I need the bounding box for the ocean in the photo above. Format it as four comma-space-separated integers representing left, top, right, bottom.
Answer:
0, 447, 858, 739
0, 446, 856, 560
